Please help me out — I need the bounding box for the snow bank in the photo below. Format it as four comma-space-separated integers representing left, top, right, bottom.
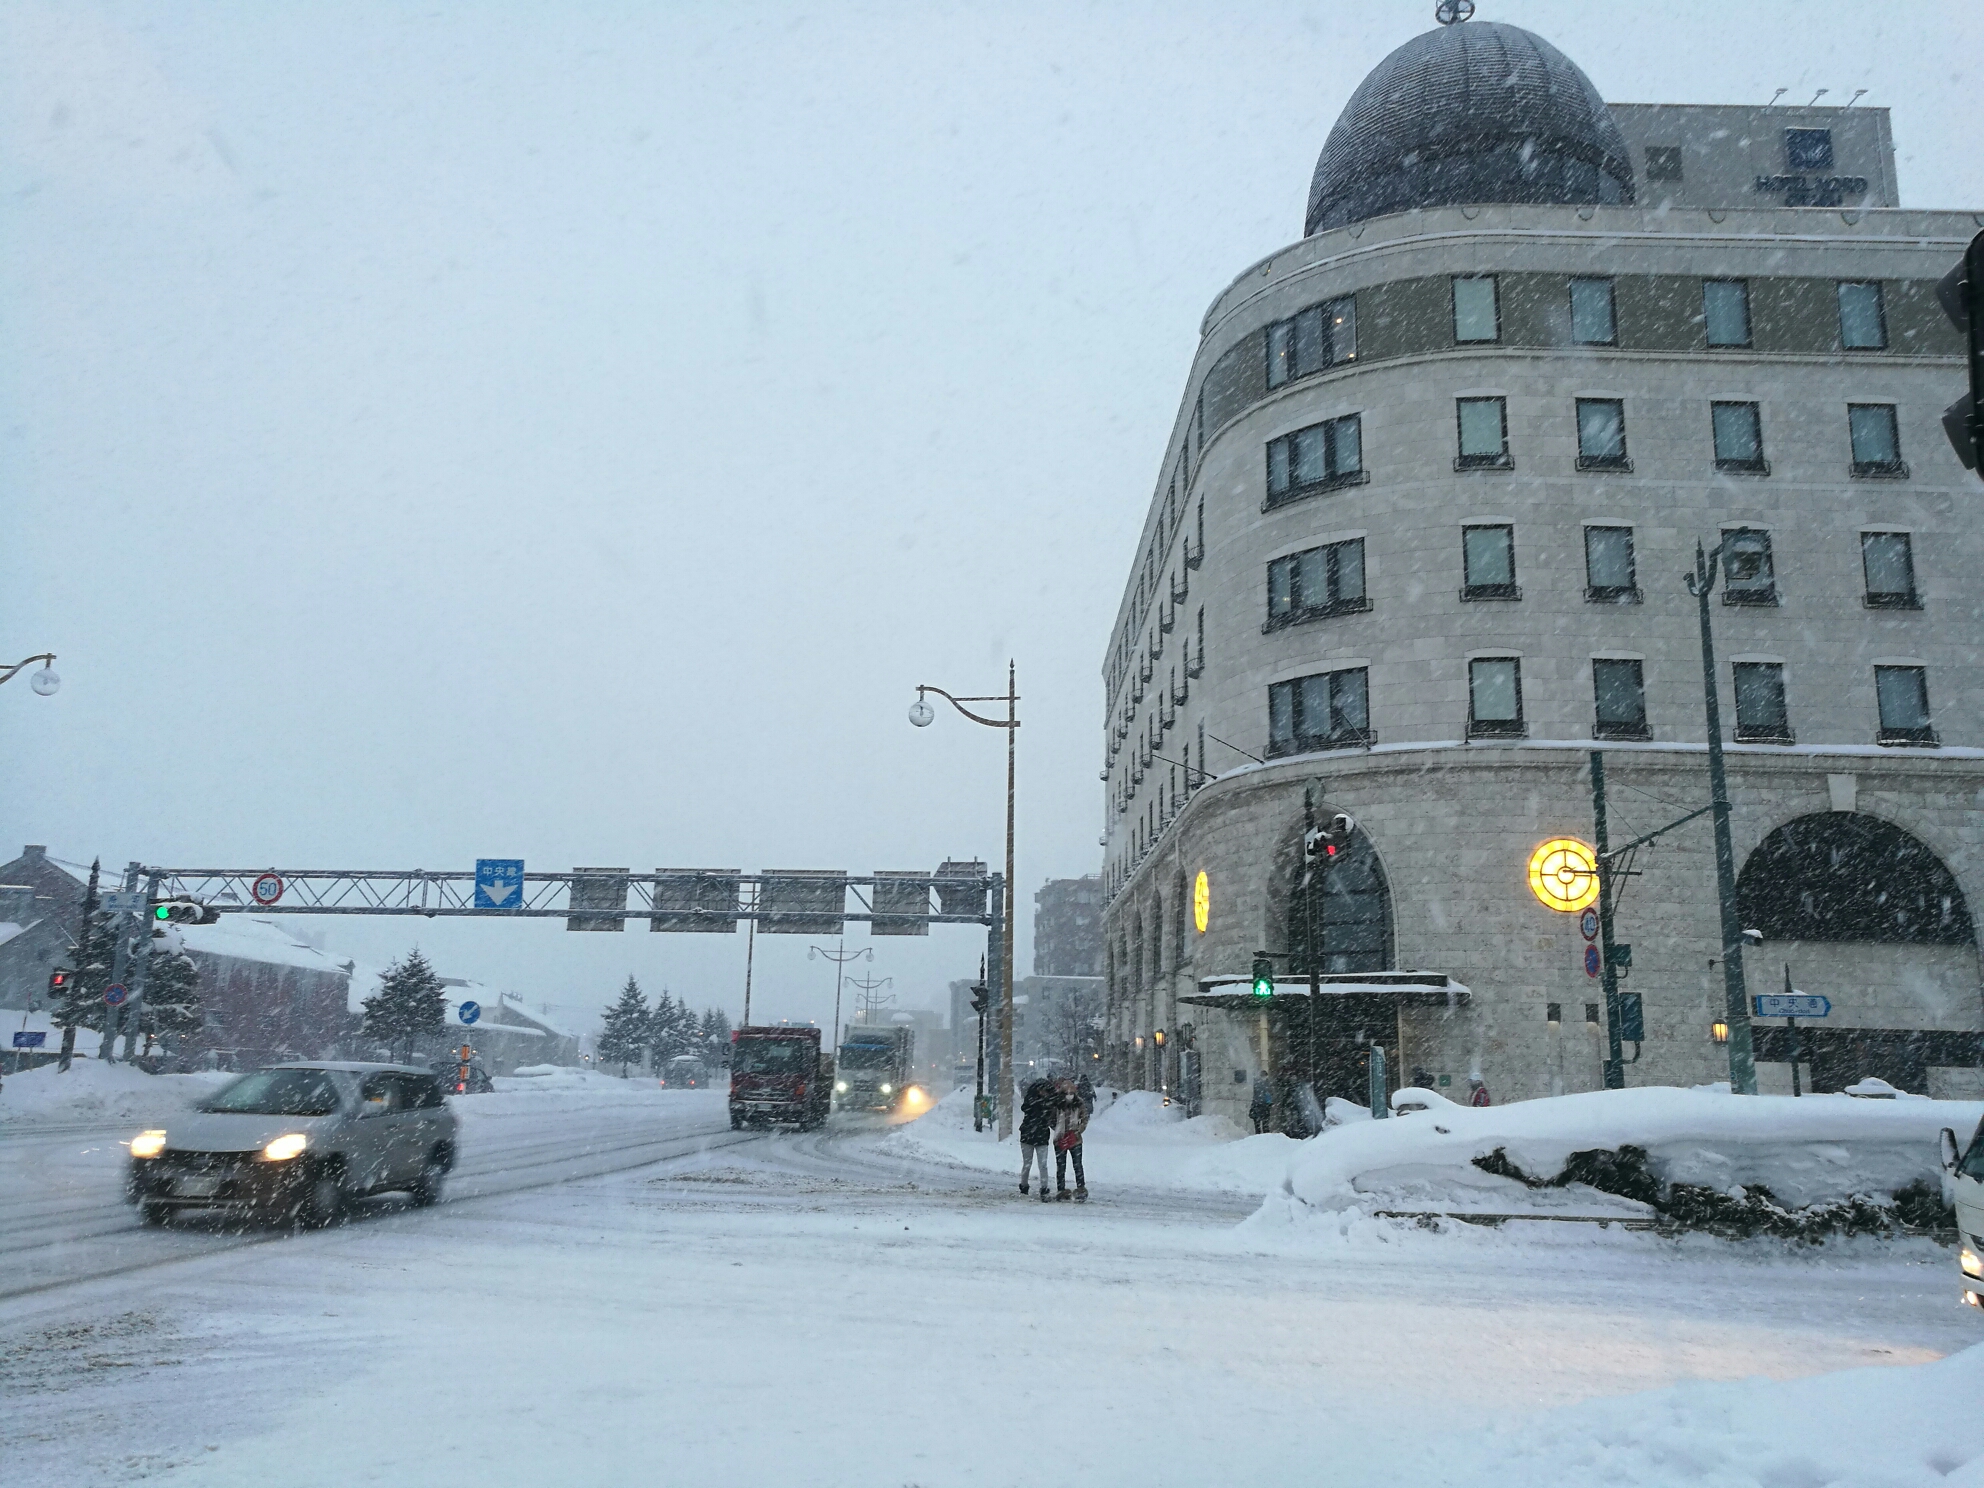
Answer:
0, 1058, 233, 1127
1408, 1338, 1984, 1486
1286, 1085, 1984, 1217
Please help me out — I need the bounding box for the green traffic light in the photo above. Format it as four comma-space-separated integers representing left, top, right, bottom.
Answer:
1251, 980, 1272, 998
154, 905, 169, 920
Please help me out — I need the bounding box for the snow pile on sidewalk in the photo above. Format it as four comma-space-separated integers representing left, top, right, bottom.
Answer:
881, 1086, 1295, 1194
1409, 1338, 1984, 1486
0, 1059, 232, 1127
1283, 1085, 1984, 1222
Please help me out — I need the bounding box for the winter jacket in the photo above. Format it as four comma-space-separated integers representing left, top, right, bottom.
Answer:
1019, 1079, 1057, 1146
1075, 1074, 1096, 1116
1248, 1079, 1275, 1117
1054, 1092, 1089, 1148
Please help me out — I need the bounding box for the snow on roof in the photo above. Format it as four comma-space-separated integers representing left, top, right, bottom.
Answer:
179, 917, 353, 976
0, 922, 22, 949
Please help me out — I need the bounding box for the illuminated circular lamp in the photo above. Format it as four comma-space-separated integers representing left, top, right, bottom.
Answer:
1192, 870, 1210, 934
1527, 837, 1599, 914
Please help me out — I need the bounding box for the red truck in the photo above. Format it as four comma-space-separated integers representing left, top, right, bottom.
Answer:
729, 1026, 833, 1131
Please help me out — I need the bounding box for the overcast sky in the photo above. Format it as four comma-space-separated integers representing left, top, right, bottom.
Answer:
4, 0, 1979, 1033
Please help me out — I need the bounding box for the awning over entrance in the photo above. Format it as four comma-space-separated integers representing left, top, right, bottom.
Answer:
1182, 971, 1470, 1012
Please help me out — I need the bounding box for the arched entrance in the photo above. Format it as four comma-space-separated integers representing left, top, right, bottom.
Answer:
1736, 812, 1977, 1092
1289, 828, 1394, 975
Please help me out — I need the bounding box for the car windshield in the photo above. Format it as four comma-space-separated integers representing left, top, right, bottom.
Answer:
1962, 1123, 1984, 1183
838, 1046, 895, 1070
201, 1069, 345, 1117
731, 1041, 811, 1075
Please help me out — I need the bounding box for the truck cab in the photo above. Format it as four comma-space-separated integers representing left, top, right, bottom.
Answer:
1943, 1119, 1984, 1307
834, 1024, 914, 1113
729, 1027, 830, 1131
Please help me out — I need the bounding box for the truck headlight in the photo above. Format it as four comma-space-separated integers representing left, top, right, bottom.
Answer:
130, 1130, 167, 1159
261, 1133, 309, 1162
835, 1081, 848, 1093
879, 1083, 892, 1095
1962, 1248, 1983, 1279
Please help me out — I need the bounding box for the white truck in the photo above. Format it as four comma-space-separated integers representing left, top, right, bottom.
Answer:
1941, 1118, 1984, 1308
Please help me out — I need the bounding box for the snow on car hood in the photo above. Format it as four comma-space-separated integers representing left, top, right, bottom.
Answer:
154, 1109, 344, 1153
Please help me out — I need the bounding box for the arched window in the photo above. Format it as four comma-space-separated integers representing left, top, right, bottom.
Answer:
1290, 828, 1394, 974
1737, 812, 1973, 944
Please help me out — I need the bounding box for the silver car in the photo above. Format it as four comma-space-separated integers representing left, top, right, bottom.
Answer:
126, 1061, 459, 1227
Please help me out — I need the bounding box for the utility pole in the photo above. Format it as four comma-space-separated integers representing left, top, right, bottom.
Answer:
1589, 752, 1626, 1089
808, 941, 870, 1055
1685, 540, 1758, 1094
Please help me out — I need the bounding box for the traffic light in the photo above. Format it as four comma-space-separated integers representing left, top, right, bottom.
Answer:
1251, 954, 1274, 998
1302, 810, 1357, 879
1937, 230, 1983, 474
47, 968, 73, 999
153, 899, 219, 927
969, 982, 990, 1016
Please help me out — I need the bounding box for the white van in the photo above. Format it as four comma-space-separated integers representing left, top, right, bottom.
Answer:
1940, 1118, 1984, 1308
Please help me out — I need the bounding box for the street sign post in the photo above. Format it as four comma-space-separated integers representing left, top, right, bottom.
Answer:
1583, 944, 1600, 977
251, 873, 285, 906
13, 1031, 46, 1049
1752, 994, 1830, 1019
104, 983, 129, 1007
474, 860, 525, 910
1579, 907, 1599, 941
101, 891, 146, 913
458, 1000, 481, 1025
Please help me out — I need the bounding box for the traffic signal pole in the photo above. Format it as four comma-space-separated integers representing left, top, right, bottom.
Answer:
1589, 753, 1626, 1090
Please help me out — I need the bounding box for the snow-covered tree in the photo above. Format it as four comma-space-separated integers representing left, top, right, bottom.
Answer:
55, 860, 112, 1069
597, 976, 649, 1076
141, 946, 204, 1050
699, 1006, 733, 1064
361, 948, 447, 1063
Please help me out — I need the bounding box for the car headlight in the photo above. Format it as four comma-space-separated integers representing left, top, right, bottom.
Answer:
835, 1081, 848, 1093
1962, 1247, 1983, 1279
880, 1083, 893, 1095
261, 1133, 309, 1162
130, 1130, 167, 1159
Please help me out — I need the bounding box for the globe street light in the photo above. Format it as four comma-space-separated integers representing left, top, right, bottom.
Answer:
908, 664, 1019, 1139
3, 654, 59, 696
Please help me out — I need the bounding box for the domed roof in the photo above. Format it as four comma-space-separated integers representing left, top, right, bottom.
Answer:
1305, 20, 1634, 236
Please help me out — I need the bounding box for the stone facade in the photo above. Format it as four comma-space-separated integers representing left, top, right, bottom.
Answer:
1100, 181, 1983, 1106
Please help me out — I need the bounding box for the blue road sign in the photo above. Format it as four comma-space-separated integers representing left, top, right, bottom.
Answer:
458, 1000, 481, 1025
104, 983, 128, 1007
1753, 993, 1831, 1019
1583, 944, 1601, 977
13, 1031, 47, 1049
474, 859, 525, 910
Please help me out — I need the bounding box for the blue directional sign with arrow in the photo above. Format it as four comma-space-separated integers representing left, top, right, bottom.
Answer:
1753, 993, 1831, 1019
458, 1000, 481, 1025
474, 859, 524, 910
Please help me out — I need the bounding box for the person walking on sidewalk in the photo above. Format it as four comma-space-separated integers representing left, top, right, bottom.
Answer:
1052, 1076, 1090, 1201
1018, 1075, 1056, 1200
1248, 1073, 1275, 1134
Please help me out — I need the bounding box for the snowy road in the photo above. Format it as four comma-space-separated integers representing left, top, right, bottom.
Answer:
4, 1083, 1981, 1485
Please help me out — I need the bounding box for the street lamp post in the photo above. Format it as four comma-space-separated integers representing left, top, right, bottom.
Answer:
1684, 539, 1759, 1095
2, 654, 60, 695
808, 942, 871, 1055
910, 662, 1019, 1139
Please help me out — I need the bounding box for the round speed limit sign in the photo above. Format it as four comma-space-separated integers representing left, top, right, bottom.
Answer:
1579, 907, 1599, 941
251, 873, 285, 906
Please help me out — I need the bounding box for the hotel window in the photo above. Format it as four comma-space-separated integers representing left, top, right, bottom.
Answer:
1266, 538, 1367, 627
1592, 659, 1649, 740
1452, 276, 1500, 343
1461, 523, 1518, 600
1848, 404, 1907, 477
1721, 528, 1777, 606
1583, 525, 1639, 603
1732, 662, 1791, 743
1575, 398, 1630, 469
1785, 128, 1834, 171
1468, 658, 1525, 739
1267, 668, 1372, 757
1455, 397, 1511, 468
1711, 401, 1768, 473
1860, 531, 1919, 608
1875, 665, 1936, 746
1837, 282, 1887, 350
1569, 277, 1617, 345
1265, 415, 1363, 507
1703, 279, 1751, 348
1266, 296, 1356, 389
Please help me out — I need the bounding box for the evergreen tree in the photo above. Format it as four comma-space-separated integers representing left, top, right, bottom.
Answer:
55, 859, 111, 1070
700, 1007, 733, 1064
360, 948, 448, 1063
141, 947, 204, 1051
597, 975, 649, 1077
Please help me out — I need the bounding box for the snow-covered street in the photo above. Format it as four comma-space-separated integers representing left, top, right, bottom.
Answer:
5, 1075, 1981, 1487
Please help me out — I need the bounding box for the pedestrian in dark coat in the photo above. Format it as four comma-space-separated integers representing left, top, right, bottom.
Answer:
1248, 1073, 1275, 1134
1019, 1076, 1056, 1200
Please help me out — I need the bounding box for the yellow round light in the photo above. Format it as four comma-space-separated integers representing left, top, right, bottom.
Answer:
1192, 870, 1210, 934
1527, 837, 1599, 913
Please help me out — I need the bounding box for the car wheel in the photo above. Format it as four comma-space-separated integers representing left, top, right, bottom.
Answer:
138, 1202, 171, 1227
408, 1167, 445, 1207
730, 1112, 744, 1130
296, 1168, 347, 1229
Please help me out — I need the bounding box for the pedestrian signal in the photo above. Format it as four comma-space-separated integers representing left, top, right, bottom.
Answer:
1250, 954, 1274, 999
